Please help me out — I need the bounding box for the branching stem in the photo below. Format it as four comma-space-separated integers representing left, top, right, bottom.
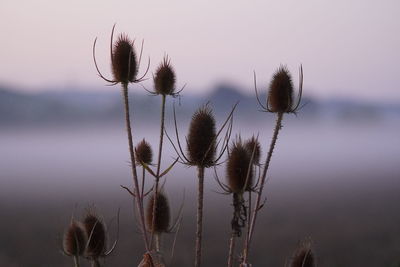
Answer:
121, 83, 150, 251
150, 94, 167, 249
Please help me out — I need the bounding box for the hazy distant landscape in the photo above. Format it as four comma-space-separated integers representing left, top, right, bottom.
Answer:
1, 84, 400, 266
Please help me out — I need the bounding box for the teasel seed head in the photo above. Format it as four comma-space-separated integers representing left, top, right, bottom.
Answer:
244, 136, 261, 166
146, 192, 171, 233
227, 138, 253, 193
268, 66, 294, 113
111, 34, 138, 85
291, 239, 316, 267
154, 56, 176, 96
63, 220, 87, 257
187, 104, 217, 167
83, 211, 107, 258
135, 139, 153, 165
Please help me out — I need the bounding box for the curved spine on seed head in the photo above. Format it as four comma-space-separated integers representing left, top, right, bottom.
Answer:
290, 239, 316, 267
244, 136, 261, 166
63, 220, 87, 257
253, 65, 303, 114
83, 211, 107, 259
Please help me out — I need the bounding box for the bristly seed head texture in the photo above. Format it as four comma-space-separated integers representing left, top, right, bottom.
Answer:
112, 34, 138, 84
83, 211, 107, 258
135, 139, 153, 165
244, 136, 261, 166
187, 104, 217, 168
63, 220, 87, 257
154, 56, 176, 96
291, 240, 316, 267
146, 192, 171, 233
268, 66, 294, 113
227, 139, 253, 193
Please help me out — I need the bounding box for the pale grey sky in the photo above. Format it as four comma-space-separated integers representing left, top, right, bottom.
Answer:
0, 0, 399, 101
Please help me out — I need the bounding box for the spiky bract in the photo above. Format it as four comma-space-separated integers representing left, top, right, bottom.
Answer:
187, 105, 217, 168
154, 57, 176, 96
245, 136, 261, 166
63, 221, 87, 256
83, 212, 106, 258
268, 66, 294, 113
227, 139, 253, 193
135, 139, 153, 165
112, 34, 138, 84
146, 192, 170, 233
291, 240, 316, 267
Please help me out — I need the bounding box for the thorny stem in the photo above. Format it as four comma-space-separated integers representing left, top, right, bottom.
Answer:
73, 256, 80, 267
227, 232, 236, 267
242, 112, 284, 264
150, 94, 167, 250
155, 233, 161, 252
121, 83, 150, 251
195, 166, 205, 267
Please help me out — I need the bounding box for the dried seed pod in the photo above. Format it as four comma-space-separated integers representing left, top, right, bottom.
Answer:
244, 136, 261, 166
268, 66, 294, 113
111, 34, 137, 84
227, 139, 253, 193
291, 240, 316, 267
83, 212, 107, 258
135, 139, 153, 165
187, 105, 217, 167
154, 56, 176, 96
63, 220, 87, 256
146, 192, 170, 233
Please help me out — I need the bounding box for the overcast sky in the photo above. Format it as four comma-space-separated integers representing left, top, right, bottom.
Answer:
0, 0, 399, 101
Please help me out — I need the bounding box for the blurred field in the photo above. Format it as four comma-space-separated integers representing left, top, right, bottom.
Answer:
1, 114, 400, 266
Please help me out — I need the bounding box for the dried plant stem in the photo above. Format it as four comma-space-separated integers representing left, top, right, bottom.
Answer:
73, 256, 80, 267
141, 167, 146, 198
91, 259, 101, 267
121, 83, 150, 251
155, 233, 161, 252
227, 232, 236, 267
243, 112, 284, 264
195, 166, 205, 267
150, 94, 167, 249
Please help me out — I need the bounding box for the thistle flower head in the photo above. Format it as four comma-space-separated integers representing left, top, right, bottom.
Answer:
111, 34, 138, 84
226, 138, 253, 193
268, 66, 294, 113
244, 136, 261, 166
135, 139, 153, 165
146, 192, 171, 233
63, 220, 87, 257
83, 210, 107, 258
154, 56, 176, 96
291, 239, 316, 267
187, 105, 217, 167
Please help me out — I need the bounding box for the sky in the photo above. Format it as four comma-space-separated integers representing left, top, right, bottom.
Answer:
0, 0, 399, 101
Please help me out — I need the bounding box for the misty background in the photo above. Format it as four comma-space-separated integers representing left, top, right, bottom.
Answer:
1, 0, 400, 266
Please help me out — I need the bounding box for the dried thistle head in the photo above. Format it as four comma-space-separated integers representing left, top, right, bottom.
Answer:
154, 56, 176, 96
63, 220, 87, 257
111, 34, 138, 85
244, 136, 261, 166
291, 239, 316, 267
187, 104, 217, 168
226, 138, 253, 193
268, 66, 294, 113
135, 139, 153, 165
83, 210, 107, 258
146, 192, 171, 233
